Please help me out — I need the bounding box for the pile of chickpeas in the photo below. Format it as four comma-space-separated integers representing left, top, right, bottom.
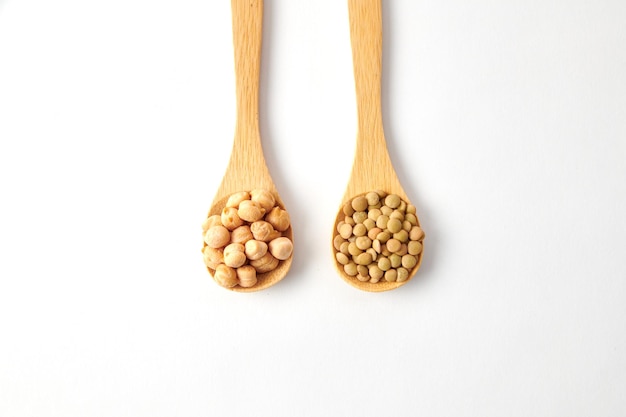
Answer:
202, 190, 293, 289
333, 191, 424, 283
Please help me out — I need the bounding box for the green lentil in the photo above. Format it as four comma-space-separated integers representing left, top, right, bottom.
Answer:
408, 240, 422, 255
351, 196, 368, 212
387, 218, 402, 234
355, 236, 372, 250
384, 269, 398, 282
396, 267, 409, 282
378, 257, 391, 271
353, 223, 367, 237
344, 262, 358, 276
366, 192, 380, 206
336, 252, 349, 265
389, 254, 402, 268
353, 211, 368, 224
385, 194, 401, 209
402, 254, 417, 269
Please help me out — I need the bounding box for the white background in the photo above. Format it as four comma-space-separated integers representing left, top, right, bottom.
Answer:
1, 0, 625, 416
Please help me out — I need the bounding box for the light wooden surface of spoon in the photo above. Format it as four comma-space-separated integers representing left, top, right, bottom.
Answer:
332, 0, 424, 292
205, 0, 292, 292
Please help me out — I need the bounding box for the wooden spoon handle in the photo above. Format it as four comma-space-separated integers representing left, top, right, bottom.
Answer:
348, 0, 384, 144
217, 0, 274, 197
232, 0, 263, 135
346, 0, 402, 199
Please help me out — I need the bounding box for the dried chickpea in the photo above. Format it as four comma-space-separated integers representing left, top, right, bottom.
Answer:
224, 250, 246, 268
265, 206, 290, 232
250, 252, 279, 273
214, 264, 238, 288
224, 243, 245, 258
268, 237, 293, 261
250, 189, 275, 212
237, 265, 257, 288
203, 246, 223, 269
226, 191, 250, 208
251, 221, 276, 242
202, 215, 222, 233
231, 225, 253, 244
238, 200, 265, 222
204, 225, 230, 248
245, 239, 268, 261
221, 207, 244, 230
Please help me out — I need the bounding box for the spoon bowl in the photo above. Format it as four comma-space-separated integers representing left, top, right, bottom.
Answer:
332, 0, 424, 292
204, 0, 293, 292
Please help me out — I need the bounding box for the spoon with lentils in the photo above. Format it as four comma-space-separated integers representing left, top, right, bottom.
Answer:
331, 0, 425, 292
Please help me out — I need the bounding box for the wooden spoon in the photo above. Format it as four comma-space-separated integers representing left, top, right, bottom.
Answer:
204, 0, 293, 292
332, 0, 424, 292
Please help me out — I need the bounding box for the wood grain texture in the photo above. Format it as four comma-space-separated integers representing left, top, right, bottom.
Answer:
205, 0, 292, 292
214, 0, 275, 200
332, 0, 423, 292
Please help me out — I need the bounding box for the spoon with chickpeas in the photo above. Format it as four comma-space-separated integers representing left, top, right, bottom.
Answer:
202, 0, 293, 292
331, 0, 425, 292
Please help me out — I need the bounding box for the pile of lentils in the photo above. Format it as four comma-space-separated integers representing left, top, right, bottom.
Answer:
333, 190, 424, 283
202, 190, 293, 289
